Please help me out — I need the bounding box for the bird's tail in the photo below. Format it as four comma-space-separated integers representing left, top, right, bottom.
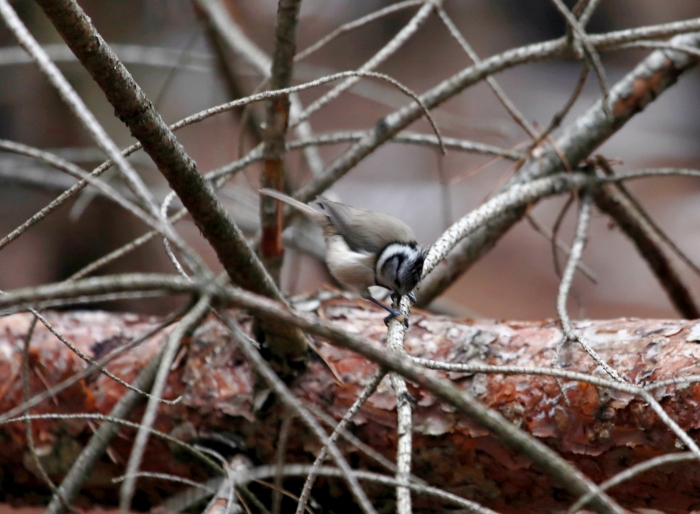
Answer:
259, 188, 323, 221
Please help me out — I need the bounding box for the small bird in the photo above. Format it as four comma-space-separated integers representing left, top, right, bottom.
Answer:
259, 188, 426, 325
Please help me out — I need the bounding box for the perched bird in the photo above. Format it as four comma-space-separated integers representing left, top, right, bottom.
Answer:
259, 188, 426, 324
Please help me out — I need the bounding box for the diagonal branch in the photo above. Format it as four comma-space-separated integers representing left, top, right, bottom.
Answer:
119, 295, 213, 512
33, 0, 308, 367
593, 160, 700, 318
416, 31, 700, 306
192, 0, 325, 176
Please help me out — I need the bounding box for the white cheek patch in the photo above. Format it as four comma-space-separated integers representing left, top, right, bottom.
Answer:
374, 243, 408, 288
375, 243, 424, 292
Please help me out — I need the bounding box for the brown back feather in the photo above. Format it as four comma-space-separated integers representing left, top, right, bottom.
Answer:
315, 197, 416, 254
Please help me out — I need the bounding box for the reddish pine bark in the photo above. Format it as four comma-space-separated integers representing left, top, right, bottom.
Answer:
1, 302, 700, 512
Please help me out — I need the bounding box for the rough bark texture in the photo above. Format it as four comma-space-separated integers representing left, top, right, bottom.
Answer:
2, 303, 700, 512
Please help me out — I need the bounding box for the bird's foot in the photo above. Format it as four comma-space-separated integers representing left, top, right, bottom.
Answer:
369, 296, 409, 328
383, 311, 409, 328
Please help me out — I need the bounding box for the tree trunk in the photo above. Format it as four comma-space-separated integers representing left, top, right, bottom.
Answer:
1, 301, 699, 512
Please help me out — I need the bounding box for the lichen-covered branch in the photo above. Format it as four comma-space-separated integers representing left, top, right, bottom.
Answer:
416, 32, 700, 306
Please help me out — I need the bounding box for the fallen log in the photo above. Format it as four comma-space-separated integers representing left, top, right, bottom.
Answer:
1, 299, 699, 512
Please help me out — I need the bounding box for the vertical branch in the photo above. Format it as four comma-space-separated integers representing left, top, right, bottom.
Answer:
192, 0, 325, 177
261, 0, 304, 283
556, 191, 624, 383
386, 298, 414, 514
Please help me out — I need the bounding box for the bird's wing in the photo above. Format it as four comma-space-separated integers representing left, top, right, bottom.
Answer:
316, 197, 416, 254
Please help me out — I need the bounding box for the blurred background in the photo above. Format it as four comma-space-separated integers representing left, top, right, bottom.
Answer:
0, 0, 699, 320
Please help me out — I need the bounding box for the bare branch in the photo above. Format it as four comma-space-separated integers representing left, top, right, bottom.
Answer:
294, 0, 440, 125
568, 453, 696, 513
250, 465, 500, 514
44, 347, 166, 514
192, 0, 324, 176
550, 0, 611, 113
436, 6, 537, 139
33, 0, 307, 365
593, 159, 700, 318
417, 31, 700, 305
556, 191, 624, 382
120, 295, 213, 511
221, 315, 378, 514
296, 370, 386, 514
525, 212, 598, 283
0, 0, 159, 218
260, 0, 303, 283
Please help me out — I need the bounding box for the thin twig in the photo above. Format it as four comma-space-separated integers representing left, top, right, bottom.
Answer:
594, 156, 700, 317
0, 0, 159, 218
294, 0, 424, 62
27, 307, 182, 405
250, 464, 500, 514
272, 413, 294, 514
306, 403, 403, 476
551, 194, 575, 279
556, 191, 624, 382
0, 140, 164, 252
529, 63, 590, 153
296, 370, 387, 514
221, 314, 378, 514
21, 318, 76, 513
567, 452, 696, 513
293, 0, 441, 125
596, 158, 700, 278
119, 295, 212, 512
112, 471, 217, 493
549, 0, 611, 115
579, 0, 603, 27
436, 6, 537, 139
43, 351, 171, 514
0, 310, 183, 425
525, 212, 597, 283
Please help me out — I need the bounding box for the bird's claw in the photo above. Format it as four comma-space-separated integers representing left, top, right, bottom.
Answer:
383, 312, 409, 328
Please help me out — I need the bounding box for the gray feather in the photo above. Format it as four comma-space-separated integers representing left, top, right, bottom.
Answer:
315, 197, 416, 254
259, 188, 326, 224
